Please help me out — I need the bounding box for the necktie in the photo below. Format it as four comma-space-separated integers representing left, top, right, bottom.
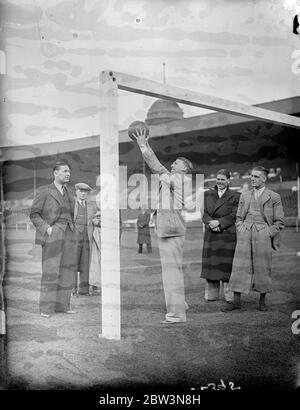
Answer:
254, 190, 259, 200
61, 186, 65, 196
81, 200, 85, 207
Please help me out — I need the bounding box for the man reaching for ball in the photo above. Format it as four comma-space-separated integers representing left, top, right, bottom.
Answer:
132, 126, 193, 324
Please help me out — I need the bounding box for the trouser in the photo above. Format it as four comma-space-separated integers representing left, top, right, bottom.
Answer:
74, 230, 90, 294
205, 280, 234, 302
138, 244, 152, 253
158, 235, 187, 322
229, 224, 272, 294
40, 225, 76, 314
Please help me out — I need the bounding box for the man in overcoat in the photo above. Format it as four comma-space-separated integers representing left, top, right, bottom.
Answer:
73, 182, 96, 296
201, 169, 240, 303
30, 160, 77, 317
223, 166, 284, 312
133, 128, 193, 324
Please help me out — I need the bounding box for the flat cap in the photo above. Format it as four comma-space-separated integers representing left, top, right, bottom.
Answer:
75, 182, 92, 191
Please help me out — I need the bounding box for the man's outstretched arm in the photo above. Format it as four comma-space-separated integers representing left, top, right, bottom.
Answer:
133, 128, 169, 175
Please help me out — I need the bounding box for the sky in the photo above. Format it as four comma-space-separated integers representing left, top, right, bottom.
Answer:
0, 0, 300, 146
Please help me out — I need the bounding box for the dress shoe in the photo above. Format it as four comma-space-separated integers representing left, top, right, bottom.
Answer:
258, 304, 268, 311
160, 319, 186, 324
40, 313, 51, 318
221, 302, 241, 312
65, 309, 77, 314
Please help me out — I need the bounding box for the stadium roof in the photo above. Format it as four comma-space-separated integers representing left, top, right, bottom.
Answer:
1, 95, 299, 162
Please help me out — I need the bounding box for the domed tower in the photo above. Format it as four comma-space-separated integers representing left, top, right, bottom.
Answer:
145, 99, 184, 126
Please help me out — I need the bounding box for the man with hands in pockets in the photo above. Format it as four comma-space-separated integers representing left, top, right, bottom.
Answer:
30, 160, 77, 318
222, 166, 284, 312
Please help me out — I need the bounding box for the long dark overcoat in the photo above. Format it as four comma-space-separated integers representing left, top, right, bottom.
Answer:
201, 187, 240, 282
137, 211, 151, 244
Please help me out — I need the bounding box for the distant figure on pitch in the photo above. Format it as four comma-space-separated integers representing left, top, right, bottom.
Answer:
222, 166, 284, 312
73, 182, 96, 296
131, 122, 193, 324
30, 160, 77, 317
137, 207, 152, 254
201, 169, 240, 304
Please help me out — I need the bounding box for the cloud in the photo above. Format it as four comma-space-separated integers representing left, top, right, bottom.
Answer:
2, 2, 42, 25
1, 0, 297, 148
252, 36, 288, 47
3, 25, 92, 43
66, 47, 106, 56
55, 106, 99, 118
119, 0, 221, 28
2, 2, 250, 55
6, 68, 98, 96
230, 49, 243, 58
254, 50, 264, 58
165, 76, 197, 88
4, 26, 42, 41
0, 1, 245, 47
245, 17, 255, 24
199, 66, 253, 78
45, 0, 110, 31
106, 47, 228, 58
43, 59, 82, 76
71, 66, 82, 77
39, 45, 224, 59
5, 99, 57, 116
25, 125, 68, 137
44, 60, 73, 70
40, 43, 66, 58
93, 20, 250, 46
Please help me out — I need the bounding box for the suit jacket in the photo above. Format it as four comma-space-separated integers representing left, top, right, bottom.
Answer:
202, 187, 240, 233
74, 199, 97, 247
30, 183, 75, 246
139, 142, 189, 238
236, 188, 285, 250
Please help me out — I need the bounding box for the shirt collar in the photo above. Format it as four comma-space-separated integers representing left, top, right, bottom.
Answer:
218, 187, 226, 193
54, 181, 64, 194
254, 186, 265, 196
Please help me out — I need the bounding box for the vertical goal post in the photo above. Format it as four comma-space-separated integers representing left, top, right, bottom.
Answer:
99, 70, 300, 340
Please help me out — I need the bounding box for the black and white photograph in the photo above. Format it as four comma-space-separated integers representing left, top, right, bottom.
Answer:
0, 0, 300, 405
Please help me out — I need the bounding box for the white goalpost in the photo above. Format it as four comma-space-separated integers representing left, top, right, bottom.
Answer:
99, 70, 300, 340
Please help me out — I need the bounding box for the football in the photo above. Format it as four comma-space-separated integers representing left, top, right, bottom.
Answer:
127, 121, 149, 141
